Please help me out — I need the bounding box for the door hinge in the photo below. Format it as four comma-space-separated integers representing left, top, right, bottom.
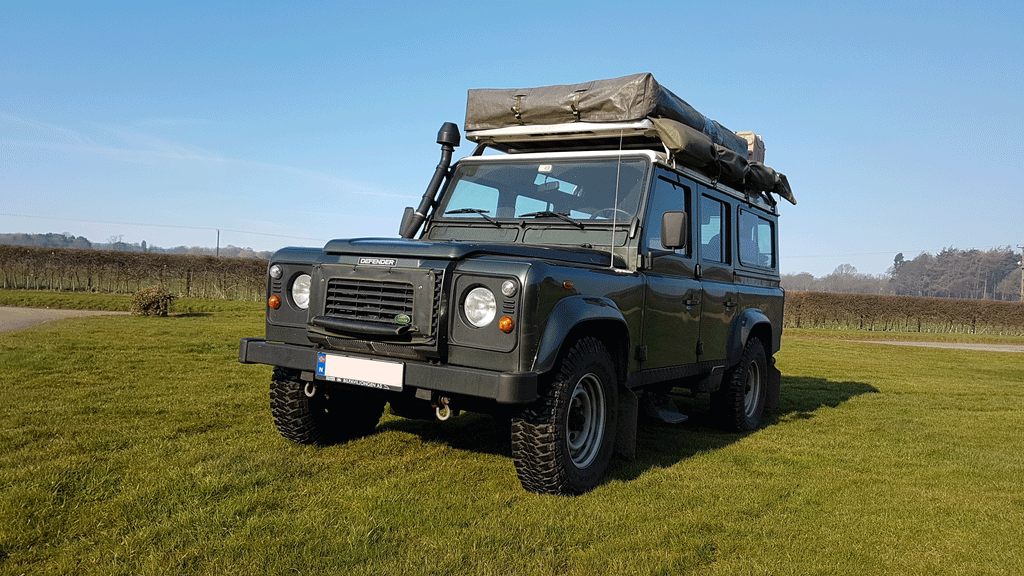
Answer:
696, 340, 704, 356
635, 345, 648, 362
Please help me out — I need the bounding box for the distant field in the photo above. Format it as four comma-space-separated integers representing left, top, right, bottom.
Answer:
1, 294, 1023, 575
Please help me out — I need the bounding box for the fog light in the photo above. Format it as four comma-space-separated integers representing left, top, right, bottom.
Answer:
268, 295, 281, 309
499, 316, 514, 333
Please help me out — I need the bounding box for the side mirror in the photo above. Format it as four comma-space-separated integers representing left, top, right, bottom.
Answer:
661, 211, 687, 250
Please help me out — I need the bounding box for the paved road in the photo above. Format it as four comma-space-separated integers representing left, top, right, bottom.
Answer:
859, 340, 1024, 353
0, 307, 127, 333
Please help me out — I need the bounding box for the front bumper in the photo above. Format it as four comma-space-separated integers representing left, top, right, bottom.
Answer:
239, 338, 538, 404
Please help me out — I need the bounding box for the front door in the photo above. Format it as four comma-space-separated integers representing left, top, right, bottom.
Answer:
639, 172, 702, 370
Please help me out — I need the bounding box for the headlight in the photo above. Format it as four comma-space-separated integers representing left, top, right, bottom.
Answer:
464, 286, 496, 327
291, 274, 312, 309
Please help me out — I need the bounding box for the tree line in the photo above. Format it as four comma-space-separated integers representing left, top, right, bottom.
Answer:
783, 247, 1023, 301
0, 232, 272, 259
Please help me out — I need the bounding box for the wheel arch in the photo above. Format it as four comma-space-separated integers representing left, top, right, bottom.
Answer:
726, 308, 781, 412
726, 308, 773, 368
531, 296, 630, 382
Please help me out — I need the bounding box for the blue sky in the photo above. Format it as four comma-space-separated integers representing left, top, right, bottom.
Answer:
2, 0, 1021, 276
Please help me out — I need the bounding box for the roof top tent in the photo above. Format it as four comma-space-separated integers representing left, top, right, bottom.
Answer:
463, 73, 795, 207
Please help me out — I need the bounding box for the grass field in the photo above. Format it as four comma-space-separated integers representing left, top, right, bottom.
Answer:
1, 294, 1023, 575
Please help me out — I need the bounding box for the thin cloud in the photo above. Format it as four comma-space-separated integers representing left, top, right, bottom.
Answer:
0, 113, 95, 147
1, 113, 418, 200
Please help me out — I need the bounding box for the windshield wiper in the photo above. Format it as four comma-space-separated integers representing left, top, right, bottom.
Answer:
444, 208, 501, 227
519, 211, 584, 229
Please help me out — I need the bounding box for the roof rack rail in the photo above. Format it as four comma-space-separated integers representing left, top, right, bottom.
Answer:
467, 120, 668, 154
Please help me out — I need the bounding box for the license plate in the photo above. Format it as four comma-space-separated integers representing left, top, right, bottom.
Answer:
316, 353, 403, 392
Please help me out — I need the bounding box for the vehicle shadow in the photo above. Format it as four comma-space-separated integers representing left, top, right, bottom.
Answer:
374, 376, 879, 485
607, 376, 879, 483
377, 412, 514, 458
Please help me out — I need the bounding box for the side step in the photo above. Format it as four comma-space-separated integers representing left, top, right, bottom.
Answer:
646, 406, 689, 424
642, 395, 689, 424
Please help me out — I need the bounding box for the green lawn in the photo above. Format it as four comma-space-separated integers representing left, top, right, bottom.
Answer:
1, 296, 1022, 575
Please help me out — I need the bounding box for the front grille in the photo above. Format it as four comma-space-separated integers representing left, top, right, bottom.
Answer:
431, 273, 443, 336
325, 279, 414, 324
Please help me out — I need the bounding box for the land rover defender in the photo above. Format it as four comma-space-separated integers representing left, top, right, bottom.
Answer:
239, 73, 796, 495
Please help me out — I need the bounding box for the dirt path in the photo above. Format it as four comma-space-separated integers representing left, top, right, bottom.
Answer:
0, 307, 127, 333
859, 340, 1024, 353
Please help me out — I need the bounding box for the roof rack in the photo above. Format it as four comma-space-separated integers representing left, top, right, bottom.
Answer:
463, 73, 794, 205
467, 119, 795, 206
466, 120, 669, 154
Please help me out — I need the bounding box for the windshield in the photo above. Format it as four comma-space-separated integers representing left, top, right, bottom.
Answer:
436, 158, 648, 223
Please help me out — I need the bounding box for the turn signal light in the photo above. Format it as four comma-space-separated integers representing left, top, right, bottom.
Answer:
268, 295, 281, 309
498, 316, 514, 333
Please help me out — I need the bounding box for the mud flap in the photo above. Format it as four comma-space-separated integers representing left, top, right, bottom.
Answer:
766, 357, 781, 412
614, 386, 638, 461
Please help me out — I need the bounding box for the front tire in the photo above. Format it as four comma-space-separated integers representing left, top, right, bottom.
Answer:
712, 338, 768, 432
270, 367, 385, 445
511, 338, 618, 495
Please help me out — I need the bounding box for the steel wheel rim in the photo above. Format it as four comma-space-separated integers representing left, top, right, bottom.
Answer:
743, 361, 762, 418
565, 373, 606, 469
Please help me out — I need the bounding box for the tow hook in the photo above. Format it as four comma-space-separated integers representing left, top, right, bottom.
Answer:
434, 397, 459, 421
303, 382, 317, 398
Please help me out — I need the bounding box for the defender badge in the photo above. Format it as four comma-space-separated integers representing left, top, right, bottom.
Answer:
358, 257, 397, 266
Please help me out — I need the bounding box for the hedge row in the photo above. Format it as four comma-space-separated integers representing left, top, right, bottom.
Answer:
0, 245, 267, 301
4, 245, 1024, 333
785, 291, 1024, 335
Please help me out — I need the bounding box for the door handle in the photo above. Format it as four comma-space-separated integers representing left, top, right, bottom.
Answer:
684, 297, 699, 308
724, 299, 737, 309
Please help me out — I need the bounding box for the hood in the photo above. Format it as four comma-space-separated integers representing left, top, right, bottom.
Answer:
323, 237, 619, 267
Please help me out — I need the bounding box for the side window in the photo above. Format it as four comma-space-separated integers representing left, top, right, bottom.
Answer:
644, 175, 691, 256
699, 195, 728, 263
738, 209, 776, 268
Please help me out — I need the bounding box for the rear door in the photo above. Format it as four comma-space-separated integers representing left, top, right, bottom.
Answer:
696, 189, 739, 362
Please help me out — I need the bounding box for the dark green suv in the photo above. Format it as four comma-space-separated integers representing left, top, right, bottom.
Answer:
239, 75, 795, 495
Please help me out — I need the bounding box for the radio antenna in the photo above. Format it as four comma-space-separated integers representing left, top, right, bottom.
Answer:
609, 129, 623, 269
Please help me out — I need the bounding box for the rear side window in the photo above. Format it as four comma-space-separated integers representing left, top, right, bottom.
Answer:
700, 195, 727, 263
738, 209, 775, 268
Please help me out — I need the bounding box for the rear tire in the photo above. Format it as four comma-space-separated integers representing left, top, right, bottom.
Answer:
511, 337, 618, 495
270, 367, 385, 445
712, 338, 768, 432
